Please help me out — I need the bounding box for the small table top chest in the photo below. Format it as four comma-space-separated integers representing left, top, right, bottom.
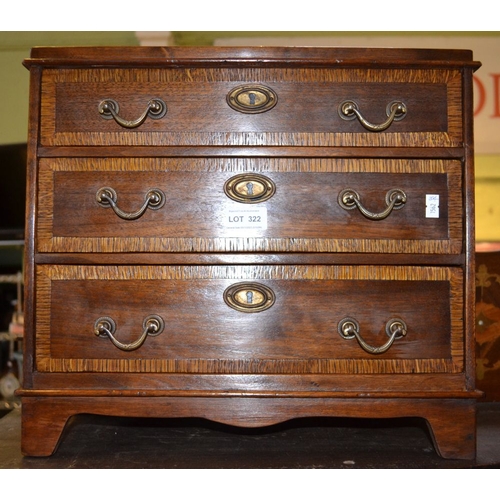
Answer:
19, 46, 481, 458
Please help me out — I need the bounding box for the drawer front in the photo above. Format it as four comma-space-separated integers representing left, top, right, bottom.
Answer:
35, 265, 463, 375
40, 68, 462, 147
38, 157, 462, 254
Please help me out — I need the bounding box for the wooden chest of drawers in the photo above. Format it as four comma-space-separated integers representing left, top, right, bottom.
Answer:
20, 46, 481, 458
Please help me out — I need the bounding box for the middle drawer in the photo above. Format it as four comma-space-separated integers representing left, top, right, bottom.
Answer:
38, 157, 462, 254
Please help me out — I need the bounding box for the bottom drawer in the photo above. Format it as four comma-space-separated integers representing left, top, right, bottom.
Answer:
35, 264, 464, 374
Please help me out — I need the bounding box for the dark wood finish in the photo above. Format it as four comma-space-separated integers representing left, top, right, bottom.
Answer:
38, 145, 467, 159
38, 66, 463, 148
39, 265, 459, 368
44, 76, 449, 140
34, 252, 467, 266
38, 157, 461, 254
24, 46, 479, 68
19, 47, 481, 458
18, 396, 477, 459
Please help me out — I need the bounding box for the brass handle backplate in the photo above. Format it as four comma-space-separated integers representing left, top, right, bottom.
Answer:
338, 188, 407, 221
224, 173, 276, 204
338, 317, 407, 355
94, 315, 165, 352
338, 100, 407, 131
96, 186, 166, 220
224, 282, 275, 313
98, 98, 167, 128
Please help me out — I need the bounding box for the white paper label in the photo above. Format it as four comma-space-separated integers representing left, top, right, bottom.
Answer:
223, 206, 268, 230
426, 194, 440, 218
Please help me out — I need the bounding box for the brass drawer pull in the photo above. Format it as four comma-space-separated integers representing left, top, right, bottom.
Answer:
94, 315, 165, 352
338, 317, 407, 355
224, 282, 275, 313
224, 173, 276, 204
98, 98, 167, 128
338, 100, 407, 131
338, 188, 406, 221
96, 186, 166, 221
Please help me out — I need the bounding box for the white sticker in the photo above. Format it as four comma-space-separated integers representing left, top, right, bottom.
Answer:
426, 194, 440, 218
223, 206, 268, 230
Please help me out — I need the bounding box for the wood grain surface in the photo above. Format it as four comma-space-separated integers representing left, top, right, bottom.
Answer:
20, 46, 479, 458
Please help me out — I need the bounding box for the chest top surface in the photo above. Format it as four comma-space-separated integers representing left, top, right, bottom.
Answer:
24, 45, 480, 68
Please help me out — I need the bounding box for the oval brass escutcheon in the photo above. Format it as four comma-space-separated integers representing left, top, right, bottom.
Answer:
227, 84, 278, 114
224, 173, 276, 204
223, 282, 276, 313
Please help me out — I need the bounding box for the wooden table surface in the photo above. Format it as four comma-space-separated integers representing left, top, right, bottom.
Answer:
1, 402, 499, 468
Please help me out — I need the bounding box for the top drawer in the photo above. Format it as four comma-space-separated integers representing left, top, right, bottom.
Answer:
39, 67, 463, 148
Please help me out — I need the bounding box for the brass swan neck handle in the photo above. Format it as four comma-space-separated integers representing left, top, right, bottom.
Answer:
94, 315, 165, 352
96, 187, 166, 221
98, 98, 167, 129
338, 188, 407, 221
339, 100, 407, 132
338, 317, 407, 355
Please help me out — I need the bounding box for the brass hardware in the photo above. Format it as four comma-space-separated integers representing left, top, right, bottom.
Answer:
338, 100, 407, 131
227, 84, 278, 114
94, 314, 165, 352
223, 282, 275, 313
338, 188, 406, 221
338, 317, 407, 355
224, 173, 276, 204
385, 318, 408, 340
96, 186, 166, 220
98, 98, 167, 128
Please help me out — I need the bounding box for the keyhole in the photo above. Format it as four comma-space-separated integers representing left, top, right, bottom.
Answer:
248, 93, 256, 105
246, 182, 254, 195
246, 291, 253, 304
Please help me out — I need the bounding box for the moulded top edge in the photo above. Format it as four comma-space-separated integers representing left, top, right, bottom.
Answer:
23, 45, 482, 71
